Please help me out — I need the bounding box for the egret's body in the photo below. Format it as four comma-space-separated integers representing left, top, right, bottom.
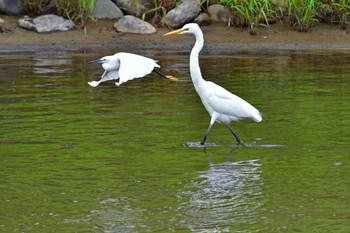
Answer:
164, 23, 262, 145
88, 52, 169, 87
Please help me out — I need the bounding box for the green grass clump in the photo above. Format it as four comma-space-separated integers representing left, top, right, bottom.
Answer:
221, 0, 275, 35
288, 0, 318, 32
22, 0, 95, 27
142, 0, 176, 26
331, 0, 350, 29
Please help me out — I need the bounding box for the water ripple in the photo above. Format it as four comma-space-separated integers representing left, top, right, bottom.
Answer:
179, 159, 263, 232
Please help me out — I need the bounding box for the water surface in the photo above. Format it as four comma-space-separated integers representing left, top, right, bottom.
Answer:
1, 49, 350, 232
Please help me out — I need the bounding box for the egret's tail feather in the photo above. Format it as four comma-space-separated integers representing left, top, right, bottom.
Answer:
252, 111, 262, 122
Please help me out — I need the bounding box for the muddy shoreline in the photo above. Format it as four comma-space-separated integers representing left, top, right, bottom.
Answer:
1, 16, 349, 53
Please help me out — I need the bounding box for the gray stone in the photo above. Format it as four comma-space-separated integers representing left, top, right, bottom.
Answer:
18, 14, 76, 33
18, 16, 36, 30
194, 13, 211, 26
0, 17, 4, 24
93, 0, 124, 19
207, 4, 230, 23
113, 15, 156, 34
163, 0, 200, 29
0, 0, 24, 16
114, 0, 153, 17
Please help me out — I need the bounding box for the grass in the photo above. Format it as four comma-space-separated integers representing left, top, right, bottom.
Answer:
142, 0, 176, 26
287, 0, 318, 32
21, 0, 350, 35
23, 0, 95, 26
331, 0, 350, 29
221, 0, 276, 35
220, 0, 350, 34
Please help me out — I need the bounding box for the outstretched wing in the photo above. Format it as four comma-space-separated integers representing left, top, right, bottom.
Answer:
101, 69, 119, 82
116, 52, 160, 85
88, 70, 119, 87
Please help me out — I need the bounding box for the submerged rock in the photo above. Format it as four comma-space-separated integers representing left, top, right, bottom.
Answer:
114, 15, 156, 34
18, 14, 75, 33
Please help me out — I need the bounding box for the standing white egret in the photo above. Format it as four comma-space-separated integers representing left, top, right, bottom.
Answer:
164, 23, 262, 145
88, 52, 177, 87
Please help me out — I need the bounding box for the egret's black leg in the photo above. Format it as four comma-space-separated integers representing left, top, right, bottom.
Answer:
152, 69, 168, 79
201, 124, 213, 145
227, 125, 241, 145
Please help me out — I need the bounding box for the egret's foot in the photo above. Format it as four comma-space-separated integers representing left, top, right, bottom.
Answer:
88, 81, 100, 87
166, 75, 179, 82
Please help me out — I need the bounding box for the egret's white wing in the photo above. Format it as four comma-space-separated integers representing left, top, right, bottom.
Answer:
88, 70, 119, 87
102, 69, 119, 81
204, 82, 262, 122
116, 52, 160, 86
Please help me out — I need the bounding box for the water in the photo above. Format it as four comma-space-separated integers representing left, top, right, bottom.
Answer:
1, 49, 350, 232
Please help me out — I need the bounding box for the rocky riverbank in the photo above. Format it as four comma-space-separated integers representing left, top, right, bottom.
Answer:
0, 15, 349, 53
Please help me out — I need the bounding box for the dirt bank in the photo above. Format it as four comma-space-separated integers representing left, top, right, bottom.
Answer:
0, 15, 349, 53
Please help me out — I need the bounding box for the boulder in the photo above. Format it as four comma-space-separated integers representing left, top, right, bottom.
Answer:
0, 0, 24, 16
114, 0, 153, 17
163, 0, 200, 29
194, 13, 211, 26
113, 15, 156, 34
207, 4, 230, 23
18, 14, 76, 33
93, 0, 124, 19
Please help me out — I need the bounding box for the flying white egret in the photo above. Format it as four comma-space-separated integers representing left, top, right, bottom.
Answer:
88, 52, 177, 87
164, 23, 262, 145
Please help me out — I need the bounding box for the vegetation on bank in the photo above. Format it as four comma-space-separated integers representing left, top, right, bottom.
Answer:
21, 0, 350, 35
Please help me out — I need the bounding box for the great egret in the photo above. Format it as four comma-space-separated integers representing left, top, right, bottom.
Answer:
88, 52, 177, 87
164, 23, 262, 145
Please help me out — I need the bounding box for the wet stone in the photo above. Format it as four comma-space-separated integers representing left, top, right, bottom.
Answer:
18, 14, 76, 34
113, 15, 156, 34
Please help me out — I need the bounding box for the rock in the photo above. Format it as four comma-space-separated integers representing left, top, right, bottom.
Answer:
114, 0, 153, 17
207, 4, 230, 23
18, 16, 35, 30
93, 0, 124, 19
0, 17, 12, 33
194, 13, 211, 26
113, 15, 156, 34
163, 0, 200, 29
18, 14, 76, 33
0, 0, 24, 16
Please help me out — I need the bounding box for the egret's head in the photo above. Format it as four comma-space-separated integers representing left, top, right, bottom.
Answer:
163, 23, 200, 36
88, 55, 117, 64
88, 56, 108, 64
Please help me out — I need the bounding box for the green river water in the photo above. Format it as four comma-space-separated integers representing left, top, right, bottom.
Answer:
1, 49, 349, 232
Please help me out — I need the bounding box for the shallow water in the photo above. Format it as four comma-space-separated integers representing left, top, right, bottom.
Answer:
1, 49, 350, 232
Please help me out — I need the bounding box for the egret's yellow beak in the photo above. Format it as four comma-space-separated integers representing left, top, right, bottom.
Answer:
163, 28, 186, 36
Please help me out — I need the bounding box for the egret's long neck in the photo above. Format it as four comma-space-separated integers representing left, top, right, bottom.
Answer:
190, 30, 205, 87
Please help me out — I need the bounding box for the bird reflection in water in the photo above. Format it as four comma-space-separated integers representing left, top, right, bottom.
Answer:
180, 149, 264, 232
